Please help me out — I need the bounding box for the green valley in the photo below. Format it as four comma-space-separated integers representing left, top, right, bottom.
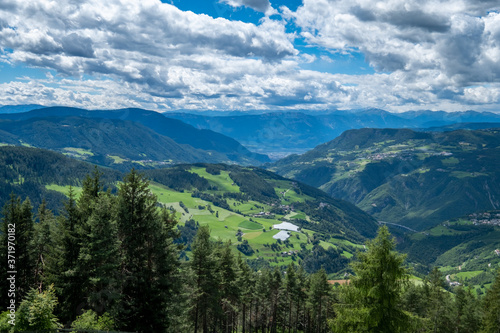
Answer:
0, 146, 377, 275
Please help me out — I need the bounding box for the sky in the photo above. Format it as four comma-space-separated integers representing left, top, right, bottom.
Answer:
0, 0, 499, 113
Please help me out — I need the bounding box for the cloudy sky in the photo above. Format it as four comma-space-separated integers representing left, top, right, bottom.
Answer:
0, 0, 499, 112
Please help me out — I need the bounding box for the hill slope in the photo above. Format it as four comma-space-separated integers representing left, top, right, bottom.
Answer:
270, 128, 500, 230
0, 116, 230, 170
0, 146, 122, 210
0, 146, 377, 274
397, 214, 500, 295
0, 107, 270, 165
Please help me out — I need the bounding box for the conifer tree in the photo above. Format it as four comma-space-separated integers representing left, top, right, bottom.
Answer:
284, 263, 299, 333
331, 226, 410, 333
77, 193, 120, 316
482, 269, 500, 333
426, 267, 453, 333
190, 225, 220, 333
215, 241, 240, 332
453, 285, 481, 333
32, 199, 55, 291
116, 169, 181, 333
307, 268, 332, 333
237, 253, 254, 333
46, 186, 85, 324
269, 267, 283, 333
78, 166, 103, 222
17, 197, 35, 299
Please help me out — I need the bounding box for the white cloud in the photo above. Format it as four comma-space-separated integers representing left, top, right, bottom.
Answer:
291, 0, 500, 109
220, 0, 272, 14
0, 0, 499, 112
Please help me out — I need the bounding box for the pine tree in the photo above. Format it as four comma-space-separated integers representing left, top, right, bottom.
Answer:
453, 285, 481, 333
482, 269, 500, 333
32, 199, 55, 292
331, 226, 410, 333
215, 241, 240, 332
284, 263, 299, 333
237, 254, 254, 333
269, 267, 283, 333
116, 169, 181, 332
77, 193, 120, 316
190, 225, 220, 333
17, 197, 35, 299
307, 268, 332, 333
426, 267, 453, 333
78, 166, 103, 222
46, 186, 85, 324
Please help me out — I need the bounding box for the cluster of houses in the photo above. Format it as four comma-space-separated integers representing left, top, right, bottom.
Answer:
280, 250, 299, 257
469, 212, 500, 226
253, 211, 274, 218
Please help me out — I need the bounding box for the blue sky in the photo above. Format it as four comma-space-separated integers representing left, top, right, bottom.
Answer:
0, 0, 499, 112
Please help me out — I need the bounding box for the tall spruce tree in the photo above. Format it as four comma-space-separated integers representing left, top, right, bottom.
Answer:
331, 226, 410, 333
237, 253, 254, 333
116, 169, 181, 333
17, 197, 35, 299
426, 267, 453, 333
32, 199, 55, 292
77, 193, 120, 316
215, 241, 240, 333
307, 268, 332, 333
46, 186, 85, 324
189, 225, 220, 333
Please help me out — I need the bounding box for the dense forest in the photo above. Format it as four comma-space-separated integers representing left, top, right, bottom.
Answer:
1, 169, 500, 333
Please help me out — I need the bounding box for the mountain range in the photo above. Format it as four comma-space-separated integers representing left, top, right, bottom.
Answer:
166, 109, 500, 156
0, 107, 269, 168
269, 127, 500, 231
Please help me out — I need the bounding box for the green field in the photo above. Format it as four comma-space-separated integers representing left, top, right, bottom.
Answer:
43, 164, 372, 273
45, 184, 83, 198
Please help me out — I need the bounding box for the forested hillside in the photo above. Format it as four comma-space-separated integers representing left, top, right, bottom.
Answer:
271, 128, 500, 230
0, 146, 121, 210
0, 146, 378, 274
1, 176, 499, 333
0, 107, 270, 166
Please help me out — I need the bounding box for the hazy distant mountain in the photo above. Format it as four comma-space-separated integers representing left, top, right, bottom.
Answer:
0, 104, 45, 114
0, 107, 270, 165
166, 109, 500, 156
269, 128, 500, 230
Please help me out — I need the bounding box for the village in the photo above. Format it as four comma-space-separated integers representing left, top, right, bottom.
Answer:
469, 211, 500, 226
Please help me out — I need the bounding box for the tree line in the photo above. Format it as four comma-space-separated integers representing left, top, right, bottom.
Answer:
0, 169, 499, 332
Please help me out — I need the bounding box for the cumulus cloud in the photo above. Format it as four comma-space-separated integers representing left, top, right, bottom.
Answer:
290, 0, 500, 108
221, 0, 271, 13
0, 0, 500, 112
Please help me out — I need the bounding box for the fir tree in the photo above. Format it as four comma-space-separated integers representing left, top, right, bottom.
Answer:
32, 199, 55, 292
77, 193, 120, 316
17, 197, 35, 299
426, 267, 453, 333
331, 226, 410, 333
46, 186, 85, 324
307, 268, 332, 333
189, 225, 220, 333
116, 169, 181, 332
